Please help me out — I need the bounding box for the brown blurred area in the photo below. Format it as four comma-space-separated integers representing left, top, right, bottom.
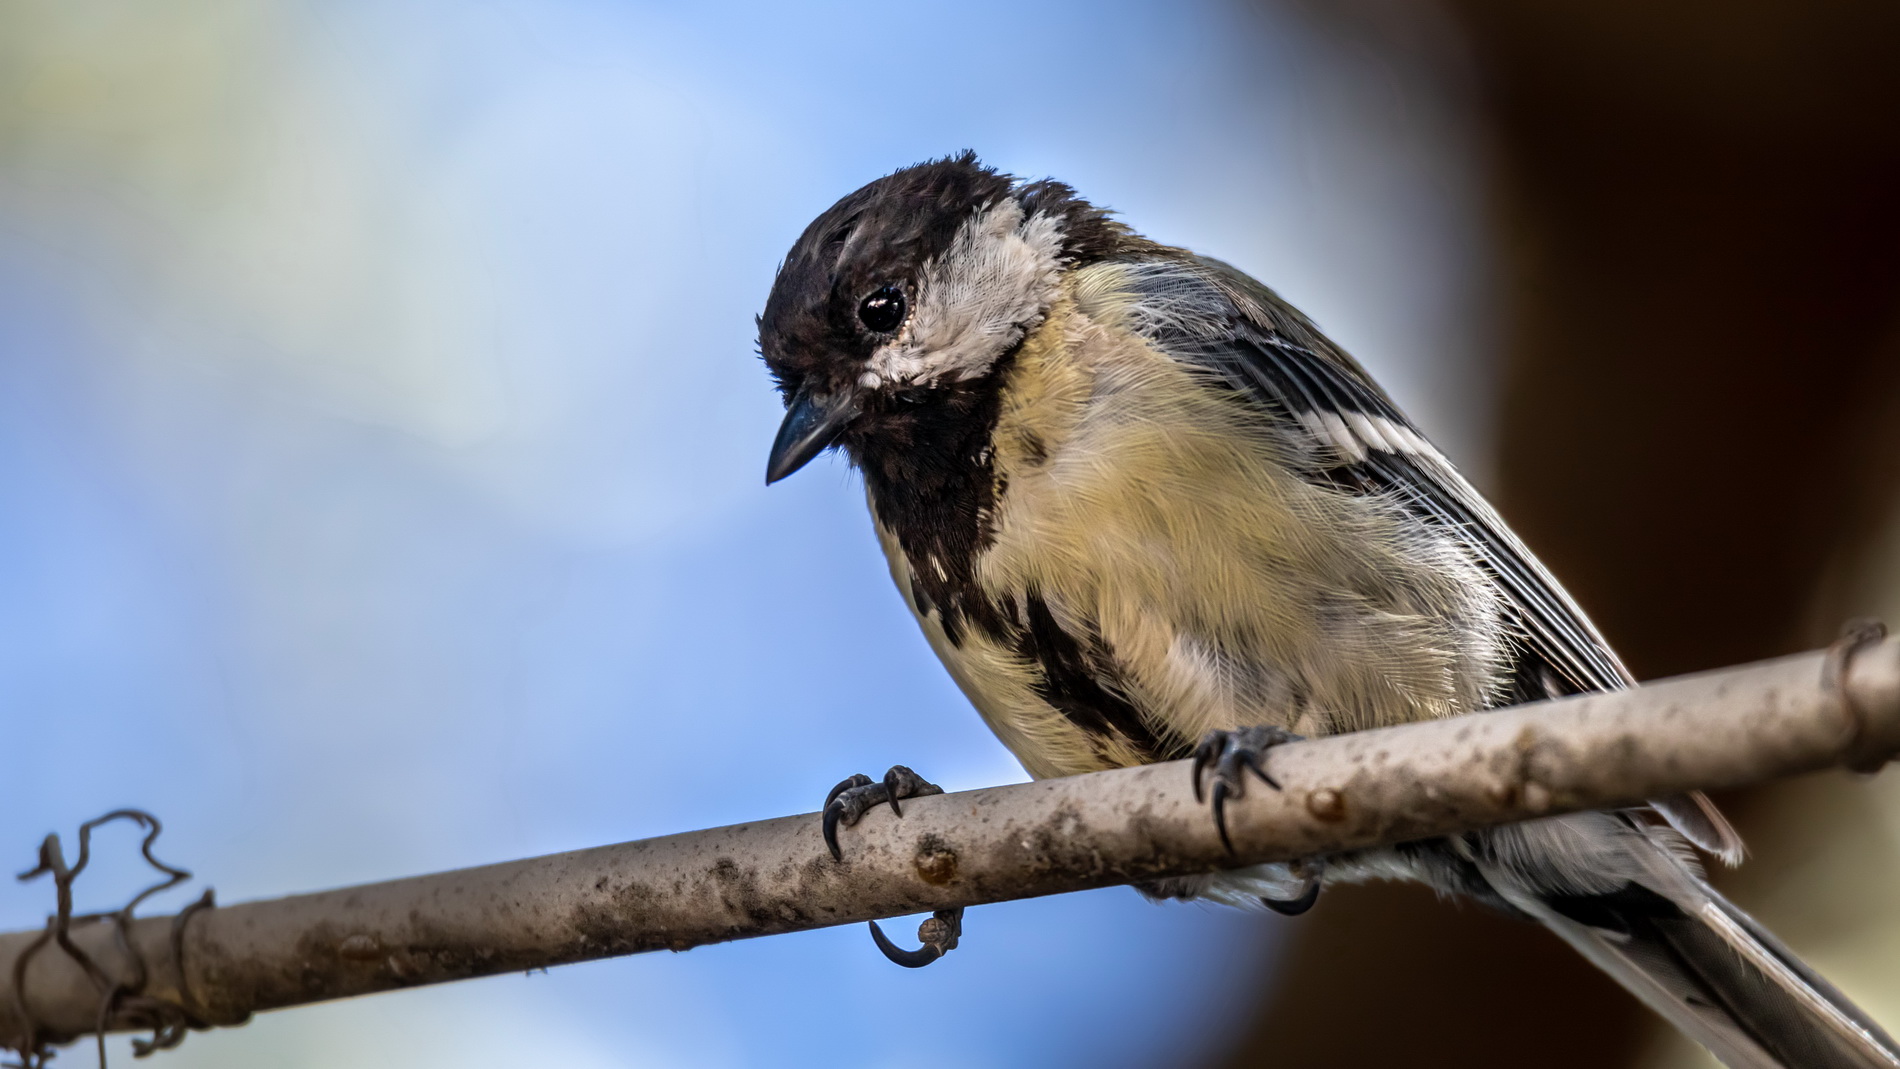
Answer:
1214, 2, 1900, 1066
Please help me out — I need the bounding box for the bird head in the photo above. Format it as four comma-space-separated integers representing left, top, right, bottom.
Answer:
757, 152, 1124, 483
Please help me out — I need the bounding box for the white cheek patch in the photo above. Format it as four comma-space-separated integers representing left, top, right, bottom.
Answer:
862, 198, 1066, 389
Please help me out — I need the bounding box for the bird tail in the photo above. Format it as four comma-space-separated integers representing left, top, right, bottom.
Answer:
1520, 882, 1900, 1069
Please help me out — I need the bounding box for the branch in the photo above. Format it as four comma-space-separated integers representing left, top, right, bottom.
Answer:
5, 633, 1899, 1057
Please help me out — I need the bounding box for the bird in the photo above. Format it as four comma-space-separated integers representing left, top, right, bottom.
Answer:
755, 152, 1900, 1068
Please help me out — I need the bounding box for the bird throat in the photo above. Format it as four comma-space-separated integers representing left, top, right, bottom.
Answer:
850, 350, 1019, 646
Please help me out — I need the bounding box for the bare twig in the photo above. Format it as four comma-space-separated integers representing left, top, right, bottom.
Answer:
4, 635, 1898, 1057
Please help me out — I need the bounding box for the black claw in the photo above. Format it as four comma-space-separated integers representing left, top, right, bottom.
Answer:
1190, 731, 1223, 803
1210, 778, 1234, 854
826, 773, 872, 811
1241, 750, 1279, 790
822, 775, 890, 861
882, 766, 910, 817
869, 908, 962, 968
868, 921, 942, 967
1261, 879, 1321, 916
822, 803, 847, 862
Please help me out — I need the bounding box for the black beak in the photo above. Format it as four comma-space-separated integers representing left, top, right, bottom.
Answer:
766, 385, 860, 484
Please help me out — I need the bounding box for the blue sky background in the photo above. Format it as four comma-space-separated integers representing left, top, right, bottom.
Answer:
0, 2, 1487, 1066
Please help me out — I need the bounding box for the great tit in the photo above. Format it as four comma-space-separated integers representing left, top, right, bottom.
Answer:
757, 152, 1899, 1068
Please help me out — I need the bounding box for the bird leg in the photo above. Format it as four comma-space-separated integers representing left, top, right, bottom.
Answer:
820, 765, 961, 967
820, 764, 945, 861
1191, 725, 1302, 854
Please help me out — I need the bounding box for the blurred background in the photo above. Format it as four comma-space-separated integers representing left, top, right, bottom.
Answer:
0, 1, 1894, 1067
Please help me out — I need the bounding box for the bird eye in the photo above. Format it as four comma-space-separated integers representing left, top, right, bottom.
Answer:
858, 286, 907, 333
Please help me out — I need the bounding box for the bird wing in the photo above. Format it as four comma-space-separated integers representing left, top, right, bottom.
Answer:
1108, 254, 1740, 859
1128, 254, 1627, 697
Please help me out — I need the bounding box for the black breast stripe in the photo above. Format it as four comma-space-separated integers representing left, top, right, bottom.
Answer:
1011, 593, 1184, 763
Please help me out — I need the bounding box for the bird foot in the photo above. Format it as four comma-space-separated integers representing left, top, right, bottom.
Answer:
869, 907, 963, 968
820, 764, 959, 967
1191, 725, 1302, 853
821, 764, 944, 861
